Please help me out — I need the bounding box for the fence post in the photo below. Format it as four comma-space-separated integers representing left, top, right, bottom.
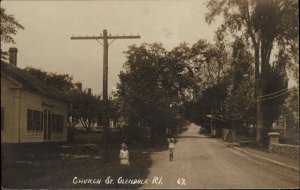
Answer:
268, 132, 280, 144
268, 132, 280, 152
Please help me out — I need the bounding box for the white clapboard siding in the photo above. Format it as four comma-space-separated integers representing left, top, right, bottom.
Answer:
1, 77, 20, 143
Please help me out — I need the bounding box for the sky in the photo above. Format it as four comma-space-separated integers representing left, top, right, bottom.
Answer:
1, 0, 222, 95
1, 0, 296, 96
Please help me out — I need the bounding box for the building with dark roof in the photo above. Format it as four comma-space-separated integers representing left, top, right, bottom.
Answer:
1, 48, 70, 143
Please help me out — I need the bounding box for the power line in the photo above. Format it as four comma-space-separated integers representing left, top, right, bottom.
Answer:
259, 88, 289, 98
259, 90, 290, 102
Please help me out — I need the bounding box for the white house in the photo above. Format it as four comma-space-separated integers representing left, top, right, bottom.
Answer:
1, 48, 70, 143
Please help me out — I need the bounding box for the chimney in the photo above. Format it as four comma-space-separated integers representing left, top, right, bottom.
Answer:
9, 47, 18, 66
76, 82, 82, 91
88, 88, 92, 95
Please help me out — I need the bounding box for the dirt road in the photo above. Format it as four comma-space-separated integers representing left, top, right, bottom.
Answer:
141, 123, 299, 189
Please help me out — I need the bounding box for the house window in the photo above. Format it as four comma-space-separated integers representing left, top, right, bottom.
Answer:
59, 115, 64, 132
52, 114, 57, 132
27, 109, 34, 130
60, 116, 64, 132
1, 107, 4, 130
27, 109, 43, 131
48, 113, 52, 132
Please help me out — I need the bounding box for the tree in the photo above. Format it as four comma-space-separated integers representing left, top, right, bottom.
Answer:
223, 38, 255, 124
117, 43, 194, 146
183, 39, 230, 129
0, 8, 24, 60
206, 0, 299, 144
68, 89, 102, 132
188, 82, 228, 127
190, 39, 229, 91
117, 43, 168, 145
24, 67, 74, 92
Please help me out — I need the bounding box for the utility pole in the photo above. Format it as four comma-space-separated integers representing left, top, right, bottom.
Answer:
71, 29, 140, 161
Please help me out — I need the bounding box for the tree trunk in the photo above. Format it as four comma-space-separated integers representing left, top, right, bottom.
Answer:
256, 78, 263, 145
256, 99, 264, 145
263, 118, 273, 145
257, 36, 273, 146
254, 45, 264, 145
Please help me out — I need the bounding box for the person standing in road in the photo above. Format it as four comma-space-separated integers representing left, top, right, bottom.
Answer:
120, 143, 130, 166
168, 138, 175, 161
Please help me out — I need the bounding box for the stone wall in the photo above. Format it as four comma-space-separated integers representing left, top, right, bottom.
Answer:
269, 143, 299, 159
268, 132, 299, 159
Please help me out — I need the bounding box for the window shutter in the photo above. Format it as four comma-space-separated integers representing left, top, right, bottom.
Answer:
1, 107, 4, 130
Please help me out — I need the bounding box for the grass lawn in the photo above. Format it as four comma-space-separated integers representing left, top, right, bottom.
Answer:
1, 141, 153, 189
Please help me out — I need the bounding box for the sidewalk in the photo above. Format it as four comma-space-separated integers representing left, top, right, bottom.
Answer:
225, 141, 299, 171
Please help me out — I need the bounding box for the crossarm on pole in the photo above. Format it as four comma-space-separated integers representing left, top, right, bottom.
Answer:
71, 35, 140, 40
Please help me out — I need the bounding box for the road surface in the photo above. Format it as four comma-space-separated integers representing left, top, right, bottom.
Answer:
141, 123, 299, 189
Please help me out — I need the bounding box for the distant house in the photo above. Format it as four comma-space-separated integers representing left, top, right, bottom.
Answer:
272, 115, 286, 129
272, 115, 287, 136
1, 48, 70, 143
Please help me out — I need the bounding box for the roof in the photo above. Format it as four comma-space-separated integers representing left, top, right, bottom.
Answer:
1, 61, 69, 103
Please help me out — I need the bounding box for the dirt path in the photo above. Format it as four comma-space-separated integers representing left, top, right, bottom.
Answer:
141, 123, 299, 189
